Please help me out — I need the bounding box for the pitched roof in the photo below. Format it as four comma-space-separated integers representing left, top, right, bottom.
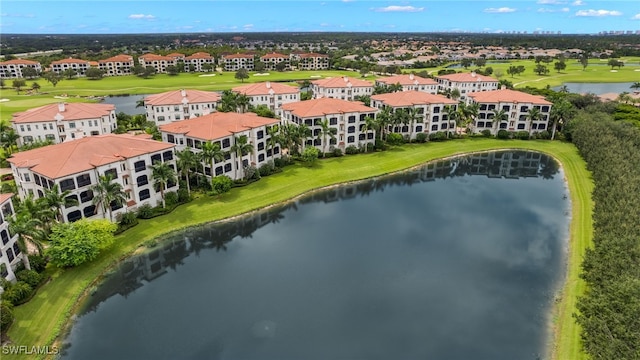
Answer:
159, 112, 278, 141
467, 89, 552, 105
436, 72, 498, 83
0, 59, 40, 66
299, 53, 329, 58
233, 82, 299, 96
144, 89, 220, 106
312, 76, 373, 88
376, 74, 437, 86
185, 52, 212, 60
166, 53, 185, 58
223, 53, 254, 59
371, 91, 457, 107
50, 58, 90, 65
8, 134, 174, 179
99, 54, 134, 63
281, 98, 377, 117
260, 52, 288, 59
0, 193, 13, 205
11, 103, 115, 124
139, 53, 174, 61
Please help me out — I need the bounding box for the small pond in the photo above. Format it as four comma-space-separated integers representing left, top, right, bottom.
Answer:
552, 82, 637, 95
101, 94, 147, 115
61, 151, 569, 360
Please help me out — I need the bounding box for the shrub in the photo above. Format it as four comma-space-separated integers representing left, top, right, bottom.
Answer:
259, 161, 276, 177
415, 133, 428, 143
243, 165, 260, 181
2, 281, 33, 305
429, 132, 447, 141
535, 130, 551, 140
364, 143, 375, 152
117, 211, 138, 226
273, 155, 292, 168
386, 133, 404, 146
516, 131, 530, 140
301, 146, 320, 165
164, 191, 179, 207
345, 145, 359, 155
177, 188, 190, 203
137, 204, 154, 219
48, 219, 117, 268
1, 301, 14, 331
332, 147, 343, 157
496, 130, 510, 139
211, 175, 233, 195
27, 255, 48, 273
480, 129, 493, 138
16, 269, 42, 288
374, 139, 387, 151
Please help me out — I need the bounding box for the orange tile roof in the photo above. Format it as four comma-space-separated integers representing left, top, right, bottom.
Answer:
88, 61, 99, 67
11, 103, 115, 124
0, 193, 13, 205
233, 82, 299, 96
50, 58, 90, 65
260, 52, 288, 59
185, 52, 212, 60
299, 53, 329, 58
166, 53, 185, 58
376, 74, 437, 86
8, 134, 175, 179
312, 76, 373, 88
436, 72, 498, 83
281, 98, 377, 117
0, 59, 40, 65
223, 53, 254, 59
371, 91, 457, 107
467, 89, 552, 105
144, 90, 220, 106
139, 53, 174, 61
99, 54, 134, 63
159, 112, 279, 141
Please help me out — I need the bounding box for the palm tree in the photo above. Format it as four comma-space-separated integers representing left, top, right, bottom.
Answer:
491, 109, 508, 135
200, 141, 225, 178
406, 107, 422, 141
297, 124, 312, 154
230, 135, 254, 180
450, 88, 461, 101
41, 184, 78, 223
458, 102, 479, 134
617, 92, 633, 104
376, 106, 393, 141
176, 148, 197, 196
8, 213, 45, 270
151, 161, 177, 209
17, 195, 54, 229
389, 82, 403, 93
549, 99, 573, 140
1, 129, 19, 155
218, 90, 238, 113
319, 119, 335, 157
361, 115, 376, 152
443, 105, 458, 138
526, 107, 542, 137
631, 82, 640, 93
266, 125, 280, 158
91, 174, 126, 222
236, 93, 251, 113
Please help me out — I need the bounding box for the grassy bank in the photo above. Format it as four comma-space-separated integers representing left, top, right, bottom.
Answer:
5, 138, 592, 360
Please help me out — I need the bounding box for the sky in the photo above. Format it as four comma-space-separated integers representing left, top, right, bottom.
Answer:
1, 0, 639, 35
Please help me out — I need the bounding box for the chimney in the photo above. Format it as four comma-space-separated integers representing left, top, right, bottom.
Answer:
343, 76, 348, 82
181, 89, 186, 97
500, 84, 506, 90
58, 103, 65, 112
409, 73, 414, 80
266, 81, 271, 89
470, 71, 476, 77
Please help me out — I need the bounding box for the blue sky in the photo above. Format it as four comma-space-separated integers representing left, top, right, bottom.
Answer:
1, 1, 639, 34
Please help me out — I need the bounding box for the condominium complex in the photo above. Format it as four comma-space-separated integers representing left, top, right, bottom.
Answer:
232, 81, 300, 116
11, 102, 117, 146
144, 89, 220, 125
260, 53, 290, 71
375, 73, 438, 94
220, 53, 254, 72
184, 52, 215, 72
294, 52, 330, 70
311, 76, 374, 101
0, 59, 42, 79
436, 72, 499, 100
98, 54, 135, 76
0, 193, 22, 288
50, 58, 91, 77
138, 54, 177, 73
8, 134, 177, 223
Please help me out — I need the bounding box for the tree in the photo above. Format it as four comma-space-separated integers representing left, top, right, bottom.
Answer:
176, 148, 197, 196
200, 141, 225, 179
506, 65, 519, 78
62, 68, 78, 79
491, 108, 508, 134
42, 184, 78, 223
266, 125, 280, 157
236, 93, 251, 113
252, 104, 276, 118
151, 161, 177, 209
474, 58, 487, 67
21, 67, 39, 79
218, 90, 238, 112
0, 78, 5, 89
443, 105, 458, 138
360, 115, 376, 150
526, 107, 542, 137
211, 175, 233, 195
450, 88, 461, 101
31, 82, 41, 93
579, 55, 589, 71
47, 219, 117, 268
296, 123, 311, 153
301, 146, 319, 166
1, 129, 19, 155
166, 65, 179, 76
319, 119, 335, 157
376, 106, 393, 141
12, 79, 26, 94
91, 174, 126, 222
534, 64, 549, 76
229, 135, 254, 180
42, 71, 62, 87
607, 59, 623, 69
235, 68, 249, 83
460, 58, 472, 69
389, 82, 403, 93
85, 67, 104, 80
8, 212, 45, 270
549, 99, 574, 140
630, 82, 640, 92
554, 61, 566, 73
458, 102, 479, 133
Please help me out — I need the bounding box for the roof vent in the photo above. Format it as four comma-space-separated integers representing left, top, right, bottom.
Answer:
58, 103, 65, 112
409, 73, 414, 80
470, 72, 476, 77
181, 89, 187, 97
266, 81, 271, 89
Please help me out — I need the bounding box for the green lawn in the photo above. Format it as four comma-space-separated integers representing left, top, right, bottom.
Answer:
6, 138, 592, 360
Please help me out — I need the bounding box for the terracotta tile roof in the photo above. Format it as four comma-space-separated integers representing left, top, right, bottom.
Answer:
436, 72, 498, 83
299, 53, 329, 58
0, 193, 13, 205
371, 91, 457, 107
144, 90, 220, 106
376, 74, 437, 86
312, 76, 373, 88
166, 53, 185, 58
185, 52, 212, 60
281, 98, 377, 117
139, 54, 174, 61
0, 59, 40, 65
11, 103, 115, 124
233, 82, 299, 96
223, 53, 254, 59
50, 58, 90, 65
159, 112, 279, 141
99, 54, 134, 63
260, 52, 288, 59
8, 134, 174, 179
88, 61, 99, 67
467, 89, 552, 105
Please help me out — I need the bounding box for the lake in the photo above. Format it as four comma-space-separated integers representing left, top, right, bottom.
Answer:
60, 151, 569, 360
552, 82, 636, 95
101, 94, 147, 115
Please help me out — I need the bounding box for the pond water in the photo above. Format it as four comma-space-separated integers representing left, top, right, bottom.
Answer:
61, 151, 569, 360
100, 94, 147, 115
552, 82, 636, 95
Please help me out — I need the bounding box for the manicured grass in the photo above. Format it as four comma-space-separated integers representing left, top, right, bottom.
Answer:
6, 138, 592, 360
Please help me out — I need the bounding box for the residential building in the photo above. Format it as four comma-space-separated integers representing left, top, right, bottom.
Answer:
375, 73, 438, 94
50, 58, 91, 77
0, 193, 22, 288
0, 59, 42, 79
436, 72, 499, 100
98, 54, 135, 76
184, 52, 214, 72
371, 91, 458, 139
138, 54, 177, 73
166, 53, 186, 62
8, 134, 177, 223
159, 112, 280, 180
311, 76, 374, 101
11, 102, 117, 146
220, 53, 254, 72
281, 98, 378, 152
232, 81, 300, 116
260, 52, 290, 71
295, 53, 330, 70
467, 89, 552, 135
144, 89, 220, 125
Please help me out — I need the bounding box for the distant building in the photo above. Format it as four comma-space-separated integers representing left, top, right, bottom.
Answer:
138, 54, 177, 74
11, 102, 117, 146
311, 76, 374, 101
294, 53, 330, 70
184, 52, 214, 72
50, 58, 91, 77
144, 89, 220, 126
259, 52, 290, 71
375, 73, 438, 94
232, 81, 300, 116
98, 54, 135, 76
436, 72, 499, 100
0, 193, 22, 288
0, 59, 42, 79
220, 53, 254, 72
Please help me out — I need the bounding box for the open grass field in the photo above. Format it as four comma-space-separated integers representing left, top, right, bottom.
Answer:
5, 138, 593, 360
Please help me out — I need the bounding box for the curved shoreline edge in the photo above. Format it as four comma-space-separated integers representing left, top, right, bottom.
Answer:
6, 139, 593, 360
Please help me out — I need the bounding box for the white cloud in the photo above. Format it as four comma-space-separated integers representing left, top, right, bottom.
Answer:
373, 6, 424, 13
128, 14, 155, 19
537, 0, 566, 4
484, 7, 516, 13
575, 9, 622, 17
632, 13, 640, 20
243, 24, 254, 29
572, 0, 585, 5
538, 7, 570, 13
562, 7, 570, 12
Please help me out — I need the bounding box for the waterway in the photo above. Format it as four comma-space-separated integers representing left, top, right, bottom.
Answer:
552, 82, 636, 95
61, 150, 569, 360
100, 94, 147, 115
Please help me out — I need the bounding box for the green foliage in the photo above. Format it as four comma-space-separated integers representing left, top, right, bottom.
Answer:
136, 204, 154, 219
535, 130, 551, 139
273, 155, 293, 168
27, 254, 48, 273
331, 147, 344, 157
1, 301, 14, 332
85, 67, 104, 80
428, 131, 447, 141
516, 131, 530, 140
301, 146, 319, 165
235, 68, 249, 82
164, 191, 179, 207
2, 281, 33, 305
117, 211, 138, 226
258, 161, 276, 177
16, 269, 43, 289
48, 219, 117, 268
386, 132, 405, 145
496, 129, 510, 139
177, 188, 191, 203
480, 129, 492, 138
415, 132, 428, 143
211, 175, 233, 195
345, 145, 359, 155
613, 104, 640, 127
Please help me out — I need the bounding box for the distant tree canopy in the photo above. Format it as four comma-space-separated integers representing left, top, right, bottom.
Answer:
85, 67, 104, 80
235, 68, 249, 82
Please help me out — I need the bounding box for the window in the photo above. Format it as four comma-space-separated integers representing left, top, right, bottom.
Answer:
538, 124, 546, 130
105, 168, 117, 180
432, 116, 439, 122
110, 200, 123, 211
67, 210, 82, 222
69, 122, 76, 129
1, 230, 9, 245
517, 123, 526, 130
76, 174, 91, 188
224, 163, 232, 173
347, 136, 355, 143
158, 116, 165, 122
80, 190, 93, 203
60, 178, 75, 191
257, 142, 264, 151
329, 117, 337, 125
187, 138, 193, 147
222, 138, 230, 148
163, 151, 173, 161
167, 134, 175, 143
348, 116, 356, 123
257, 130, 264, 139
431, 125, 438, 131
83, 205, 96, 218
502, 105, 511, 111
433, 106, 440, 113
134, 160, 146, 172
348, 126, 355, 133
45, 134, 56, 141
215, 166, 223, 176
13, 243, 20, 255
139, 189, 150, 201
258, 154, 265, 162
6, 248, 14, 262
520, 106, 529, 112
65, 194, 79, 207
541, 106, 550, 112
137, 175, 148, 186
